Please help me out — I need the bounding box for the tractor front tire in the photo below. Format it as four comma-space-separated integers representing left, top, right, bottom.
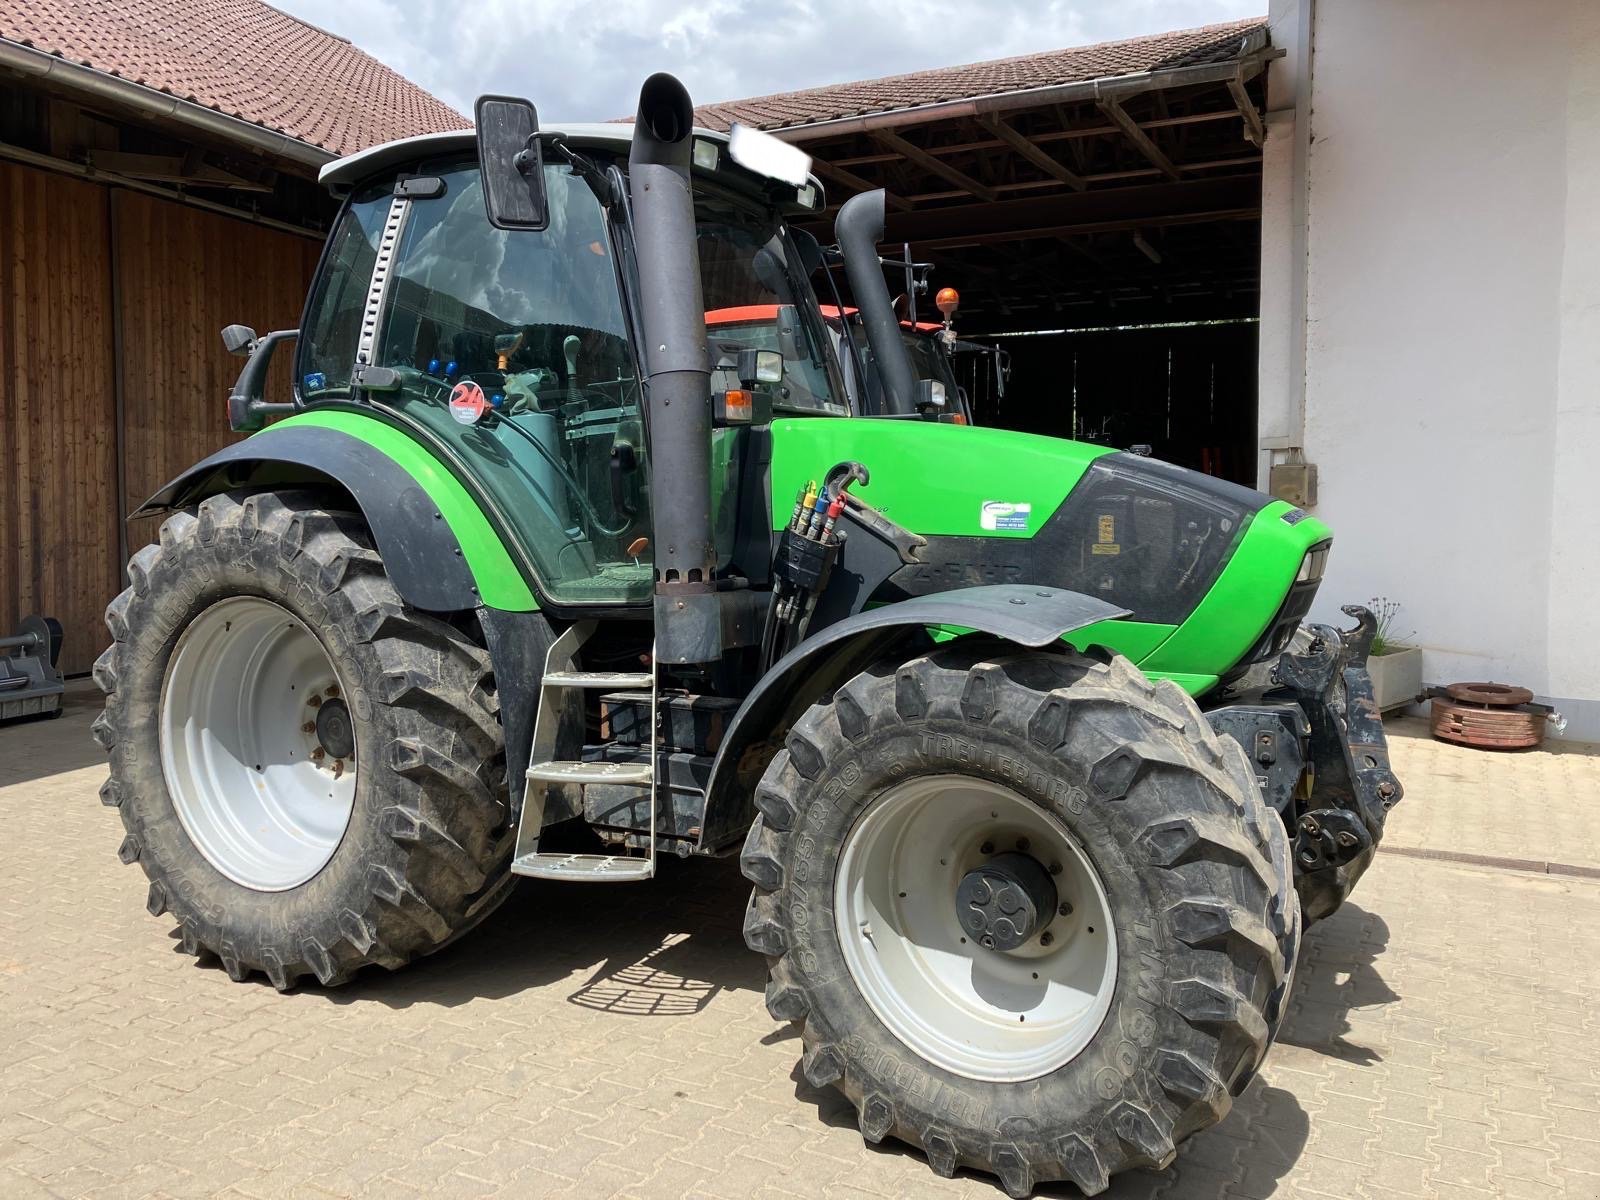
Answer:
740, 641, 1298, 1197
93, 490, 514, 989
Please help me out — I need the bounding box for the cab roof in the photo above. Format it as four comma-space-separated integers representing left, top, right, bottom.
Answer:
319, 123, 825, 207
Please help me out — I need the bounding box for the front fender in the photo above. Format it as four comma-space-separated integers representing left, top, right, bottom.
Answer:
135, 414, 537, 613
697, 585, 1128, 852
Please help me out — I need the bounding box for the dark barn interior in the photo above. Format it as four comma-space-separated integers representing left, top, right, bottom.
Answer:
698, 19, 1272, 484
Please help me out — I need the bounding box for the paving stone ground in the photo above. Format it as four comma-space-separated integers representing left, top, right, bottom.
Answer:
2, 685, 1598, 1199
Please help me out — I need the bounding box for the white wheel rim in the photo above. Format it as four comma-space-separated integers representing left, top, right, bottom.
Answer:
160, 596, 356, 891
834, 775, 1117, 1082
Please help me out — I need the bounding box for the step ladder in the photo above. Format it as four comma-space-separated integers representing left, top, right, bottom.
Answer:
511, 621, 658, 882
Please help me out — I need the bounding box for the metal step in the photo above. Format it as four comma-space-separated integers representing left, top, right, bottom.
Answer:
511, 852, 654, 882
526, 760, 653, 785
543, 670, 654, 689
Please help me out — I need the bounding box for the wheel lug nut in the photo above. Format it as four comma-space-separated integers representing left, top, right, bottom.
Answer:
1039, 932, 1054, 946
1049, 861, 1062, 875
302, 722, 317, 734
326, 684, 340, 697
1016, 837, 1030, 852
310, 747, 325, 762
980, 841, 994, 855
308, 695, 323, 708
1059, 901, 1073, 917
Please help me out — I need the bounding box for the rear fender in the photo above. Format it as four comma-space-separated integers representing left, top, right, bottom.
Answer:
134, 418, 536, 614
696, 585, 1128, 852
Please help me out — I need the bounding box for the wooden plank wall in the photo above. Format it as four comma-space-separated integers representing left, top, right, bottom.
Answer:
0, 162, 119, 677
116, 191, 319, 552
0, 160, 319, 675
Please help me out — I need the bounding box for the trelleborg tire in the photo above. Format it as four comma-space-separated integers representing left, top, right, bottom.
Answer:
92, 489, 518, 989
740, 641, 1299, 1197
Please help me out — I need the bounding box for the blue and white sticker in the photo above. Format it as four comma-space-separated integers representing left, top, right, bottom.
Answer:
980, 500, 1031, 532
303, 372, 326, 392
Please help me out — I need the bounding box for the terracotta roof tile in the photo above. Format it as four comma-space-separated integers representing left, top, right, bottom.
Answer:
0, 0, 468, 157
693, 17, 1266, 132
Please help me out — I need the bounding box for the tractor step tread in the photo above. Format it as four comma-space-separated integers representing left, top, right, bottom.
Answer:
511, 852, 655, 881
526, 759, 653, 785
544, 670, 654, 689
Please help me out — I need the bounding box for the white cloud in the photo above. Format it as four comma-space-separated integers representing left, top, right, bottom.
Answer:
276, 0, 1262, 123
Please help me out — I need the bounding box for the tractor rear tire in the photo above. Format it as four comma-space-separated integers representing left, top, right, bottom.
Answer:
93, 489, 515, 989
740, 641, 1298, 1197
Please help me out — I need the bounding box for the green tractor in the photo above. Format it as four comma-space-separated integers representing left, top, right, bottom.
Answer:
94, 74, 1401, 1197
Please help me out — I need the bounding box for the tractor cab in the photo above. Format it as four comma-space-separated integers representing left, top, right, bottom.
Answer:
285, 121, 845, 609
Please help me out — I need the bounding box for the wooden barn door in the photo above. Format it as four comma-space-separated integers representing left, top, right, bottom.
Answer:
0, 162, 320, 679
0, 163, 119, 677
114, 192, 320, 555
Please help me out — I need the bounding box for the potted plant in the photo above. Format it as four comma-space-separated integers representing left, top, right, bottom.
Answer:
1367, 597, 1421, 712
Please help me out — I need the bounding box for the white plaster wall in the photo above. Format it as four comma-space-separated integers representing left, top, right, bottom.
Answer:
1261, 0, 1598, 735
1546, 1, 1600, 729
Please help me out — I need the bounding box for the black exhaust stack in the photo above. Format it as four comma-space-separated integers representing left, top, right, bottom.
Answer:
835, 190, 916, 416
629, 73, 721, 664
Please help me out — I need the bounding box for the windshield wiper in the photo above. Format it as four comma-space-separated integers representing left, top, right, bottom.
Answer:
549, 138, 615, 207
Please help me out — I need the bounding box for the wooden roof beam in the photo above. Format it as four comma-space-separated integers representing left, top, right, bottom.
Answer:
1096, 94, 1181, 181
977, 114, 1086, 192
870, 127, 998, 203
808, 159, 913, 212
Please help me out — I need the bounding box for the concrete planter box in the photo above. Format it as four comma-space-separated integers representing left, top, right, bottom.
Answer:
1369, 647, 1422, 711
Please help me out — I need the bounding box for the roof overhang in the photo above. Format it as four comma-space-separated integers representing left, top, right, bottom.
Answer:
770, 36, 1277, 143
0, 36, 332, 169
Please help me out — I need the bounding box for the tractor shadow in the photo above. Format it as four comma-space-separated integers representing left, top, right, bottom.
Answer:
319, 853, 764, 1013
791, 902, 1396, 1197
1274, 902, 1398, 1066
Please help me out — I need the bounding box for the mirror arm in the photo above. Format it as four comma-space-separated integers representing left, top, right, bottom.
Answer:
227, 329, 298, 433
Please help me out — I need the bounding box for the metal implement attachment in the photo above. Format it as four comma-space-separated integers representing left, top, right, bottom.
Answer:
0, 615, 63, 722
513, 621, 658, 882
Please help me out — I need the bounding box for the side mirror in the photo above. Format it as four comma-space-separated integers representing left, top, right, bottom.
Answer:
474, 95, 548, 231
227, 330, 298, 432
774, 304, 803, 363
790, 229, 825, 277
221, 324, 257, 357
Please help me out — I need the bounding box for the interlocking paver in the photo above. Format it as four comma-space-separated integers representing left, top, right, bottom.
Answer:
4, 688, 1600, 1198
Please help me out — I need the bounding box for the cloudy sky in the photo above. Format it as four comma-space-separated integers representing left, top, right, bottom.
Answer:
274, 0, 1263, 123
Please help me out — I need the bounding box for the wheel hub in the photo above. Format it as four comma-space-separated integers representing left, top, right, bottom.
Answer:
314, 696, 355, 760
956, 852, 1058, 951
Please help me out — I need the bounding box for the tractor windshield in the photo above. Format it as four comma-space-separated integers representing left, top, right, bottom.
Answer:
697, 191, 849, 416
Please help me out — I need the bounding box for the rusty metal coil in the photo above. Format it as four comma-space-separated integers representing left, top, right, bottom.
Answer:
1430, 694, 1545, 750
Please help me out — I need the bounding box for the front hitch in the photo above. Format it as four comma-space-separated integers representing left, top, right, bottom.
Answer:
1272, 604, 1404, 922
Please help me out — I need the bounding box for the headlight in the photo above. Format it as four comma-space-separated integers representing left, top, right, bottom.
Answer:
1296, 544, 1331, 583
692, 138, 720, 171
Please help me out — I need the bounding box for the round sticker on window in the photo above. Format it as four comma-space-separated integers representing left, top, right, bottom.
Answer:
448, 380, 488, 425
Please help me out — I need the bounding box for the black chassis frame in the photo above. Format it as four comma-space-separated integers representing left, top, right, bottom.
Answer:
1204, 605, 1404, 923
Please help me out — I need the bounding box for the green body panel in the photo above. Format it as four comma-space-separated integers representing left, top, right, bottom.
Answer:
770, 418, 1112, 537
267, 411, 539, 611
1143, 501, 1330, 679
771, 418, 1333, 697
